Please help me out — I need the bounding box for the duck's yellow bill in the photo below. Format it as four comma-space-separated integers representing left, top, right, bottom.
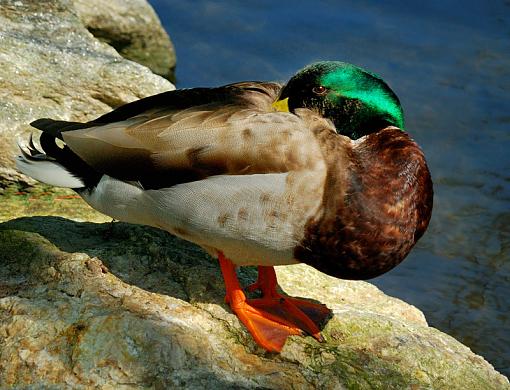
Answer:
271, 97, 289, 112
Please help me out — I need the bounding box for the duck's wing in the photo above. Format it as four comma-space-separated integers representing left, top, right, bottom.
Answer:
35, 82, 324, 189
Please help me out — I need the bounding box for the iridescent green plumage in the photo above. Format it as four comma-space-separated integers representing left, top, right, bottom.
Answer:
279, 61, 404, 139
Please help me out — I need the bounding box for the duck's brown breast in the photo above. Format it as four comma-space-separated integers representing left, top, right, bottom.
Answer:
294, 127, 433, 280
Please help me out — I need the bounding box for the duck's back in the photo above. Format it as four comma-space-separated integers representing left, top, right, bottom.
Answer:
24, 83, 334, 266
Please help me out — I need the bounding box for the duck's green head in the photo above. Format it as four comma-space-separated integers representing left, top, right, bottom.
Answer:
276, 61, 404, 139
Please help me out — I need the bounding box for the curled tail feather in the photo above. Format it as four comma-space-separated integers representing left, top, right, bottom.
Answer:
16, 134, 86, 188
16, 119, 101, 188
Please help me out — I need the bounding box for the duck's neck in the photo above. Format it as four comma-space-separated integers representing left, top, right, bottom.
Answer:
324, 101, 402, 140
295, 127, 433, 280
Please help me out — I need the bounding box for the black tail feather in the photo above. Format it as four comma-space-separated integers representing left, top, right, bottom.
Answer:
19, 133, 47, 161
27, 119, 102, 189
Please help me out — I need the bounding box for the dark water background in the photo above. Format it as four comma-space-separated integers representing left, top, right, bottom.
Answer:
149, 0, 510, 376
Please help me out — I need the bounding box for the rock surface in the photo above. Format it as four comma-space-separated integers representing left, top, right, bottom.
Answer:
0, 0, 174, 184
73, 0, 176, 81
0, 214, 508, 389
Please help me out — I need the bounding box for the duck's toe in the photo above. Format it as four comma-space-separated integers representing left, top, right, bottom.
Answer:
246, 295, 330, 344
231, 300, 304, 352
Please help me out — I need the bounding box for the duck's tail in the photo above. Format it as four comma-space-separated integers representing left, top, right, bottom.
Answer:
16, 119, 99, 189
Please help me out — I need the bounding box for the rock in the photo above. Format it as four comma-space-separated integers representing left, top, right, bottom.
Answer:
0, 0, 174, 183
73, 0, 176, 81
0, 216, 508, 389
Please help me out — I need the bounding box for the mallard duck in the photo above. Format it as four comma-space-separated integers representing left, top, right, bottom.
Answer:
16, 61, 433, 352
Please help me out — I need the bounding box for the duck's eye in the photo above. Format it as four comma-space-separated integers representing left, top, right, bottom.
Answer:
312, 86, 327, 95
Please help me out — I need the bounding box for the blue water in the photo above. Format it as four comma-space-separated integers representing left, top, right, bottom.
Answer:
149, 0, 510, 376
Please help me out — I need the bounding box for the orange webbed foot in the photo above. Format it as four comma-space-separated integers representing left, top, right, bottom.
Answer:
218, 254, 331, 352
227, 289, 303, 352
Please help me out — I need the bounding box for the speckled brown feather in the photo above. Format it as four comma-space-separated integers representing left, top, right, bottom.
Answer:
294, 126, 433, 280
60, 82, 325, 189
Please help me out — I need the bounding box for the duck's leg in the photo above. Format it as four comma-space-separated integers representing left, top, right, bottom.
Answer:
218, 252, 302, 352
218, 252, 331, 352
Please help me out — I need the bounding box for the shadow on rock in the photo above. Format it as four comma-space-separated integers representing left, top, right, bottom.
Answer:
1, 216, 232, 305
0, 215, 327, 314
